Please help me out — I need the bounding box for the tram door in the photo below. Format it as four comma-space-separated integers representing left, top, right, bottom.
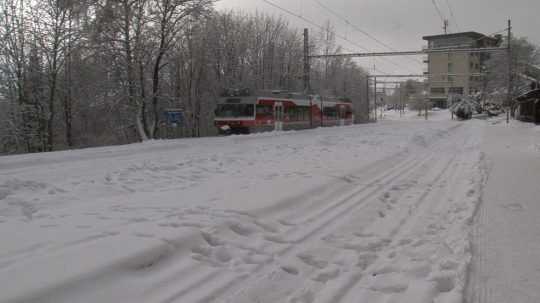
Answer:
274, 102, 284, 131
339, 106, 346, 126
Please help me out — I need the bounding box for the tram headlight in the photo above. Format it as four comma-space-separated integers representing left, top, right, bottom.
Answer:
220, 125, 231, 131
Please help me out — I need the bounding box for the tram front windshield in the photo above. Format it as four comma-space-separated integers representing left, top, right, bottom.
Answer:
215, 104, 255, 118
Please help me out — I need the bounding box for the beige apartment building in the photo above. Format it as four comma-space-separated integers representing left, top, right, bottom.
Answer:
423, 32, 501, 108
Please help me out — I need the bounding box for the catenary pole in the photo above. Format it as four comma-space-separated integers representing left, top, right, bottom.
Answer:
507, 19, 512, 124
304, 28, 313, 128
374, 77, 377, 122
366, 75, 370, 122
303, 28, 310, 93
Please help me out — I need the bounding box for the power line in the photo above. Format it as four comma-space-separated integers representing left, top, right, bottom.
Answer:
431, 0, 447, 33
260, 0, 416, 74
444, 0, 460, 32
431, 0, 445, 23
310, 0, 423, 67
311, 0, 394, 53
310, 47, 506, 58
260, 0, 397, 73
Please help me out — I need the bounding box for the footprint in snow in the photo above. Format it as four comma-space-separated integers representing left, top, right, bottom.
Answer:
281, 265, 300, 275
502, 203, 524, 211
312, 267, 340, 283
253, 219, 279, 233
228, 222, 255, 237
278, 219, 296, 227
430, 273, 456, 293
201, 231, 224, 247
297, 253, 328, 269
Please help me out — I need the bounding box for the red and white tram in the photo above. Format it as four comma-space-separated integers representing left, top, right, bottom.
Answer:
214, 90, 354, 134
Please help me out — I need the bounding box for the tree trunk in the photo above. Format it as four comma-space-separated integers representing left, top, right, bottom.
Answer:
151, 51, 164, 138
63, 16, 73, 147
47, 71, 57, 151
123, 1, 148, 141
138, 60, 150, 136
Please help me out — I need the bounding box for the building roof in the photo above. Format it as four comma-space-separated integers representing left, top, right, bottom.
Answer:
422, 31, 499, 43
525, 65, 540, 81
516, 89, 540, 102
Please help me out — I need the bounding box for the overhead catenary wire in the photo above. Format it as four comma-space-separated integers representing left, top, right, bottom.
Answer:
310, 0, 423, 66
444, 0, 460, 32
260, 0, 417, 74
431, 0, 446, 24
260, 0, 397, 73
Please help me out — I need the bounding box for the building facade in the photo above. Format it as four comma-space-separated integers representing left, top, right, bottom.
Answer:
423, 32, 500, 108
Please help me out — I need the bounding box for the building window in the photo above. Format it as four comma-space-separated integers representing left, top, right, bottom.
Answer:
448, 62, 454, 73
449, 87, 464, 95
431, 87, 445, 94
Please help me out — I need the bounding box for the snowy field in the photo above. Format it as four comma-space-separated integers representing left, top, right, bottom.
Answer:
0, 110, 538, 303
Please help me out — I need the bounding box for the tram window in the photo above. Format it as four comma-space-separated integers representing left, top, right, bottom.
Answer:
293, 108, 300, 121
256, 105, 273, 116
215, 104, 254, 118
298, 106, 309, 121
323, 107, 337, 119
285, 107, 297, 121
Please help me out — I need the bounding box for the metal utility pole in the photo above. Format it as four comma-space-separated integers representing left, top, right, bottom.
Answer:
399, 84, 403, 117
507, 19, 512, 124
304, 28, 314, 128
303, 28, 310, 93
380, 84, 385, 119
309, 99, 313, 128
366, 77, 370, 122
374, 77, 377, 122
320, 96, 324, 127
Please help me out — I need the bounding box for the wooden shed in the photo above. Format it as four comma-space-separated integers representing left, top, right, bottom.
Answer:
516, 87, 540, 124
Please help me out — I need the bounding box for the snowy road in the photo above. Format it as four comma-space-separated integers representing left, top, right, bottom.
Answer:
0, 111, 531, 303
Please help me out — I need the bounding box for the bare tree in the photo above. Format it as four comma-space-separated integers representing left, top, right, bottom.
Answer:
1, 7, 371, 154
29, 0, 78, 151
484, 36, 540, 103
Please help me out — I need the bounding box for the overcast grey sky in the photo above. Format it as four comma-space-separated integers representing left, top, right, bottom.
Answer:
215, 0, 539, 75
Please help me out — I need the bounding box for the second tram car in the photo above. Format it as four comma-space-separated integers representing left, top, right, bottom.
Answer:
214, 90, 354, 134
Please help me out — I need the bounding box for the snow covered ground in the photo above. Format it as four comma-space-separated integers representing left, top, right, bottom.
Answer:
467, 118, 540, 303
0, 110, 536, 303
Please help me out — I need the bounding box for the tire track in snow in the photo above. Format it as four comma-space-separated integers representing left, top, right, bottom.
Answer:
319, 124, 482, 303
243, 123, 475, 303
149, 138, 444, 303
320, 152, 462, 303
466, 153, 491, 303
152, 152, 433, 303
179, 127, 465, 303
